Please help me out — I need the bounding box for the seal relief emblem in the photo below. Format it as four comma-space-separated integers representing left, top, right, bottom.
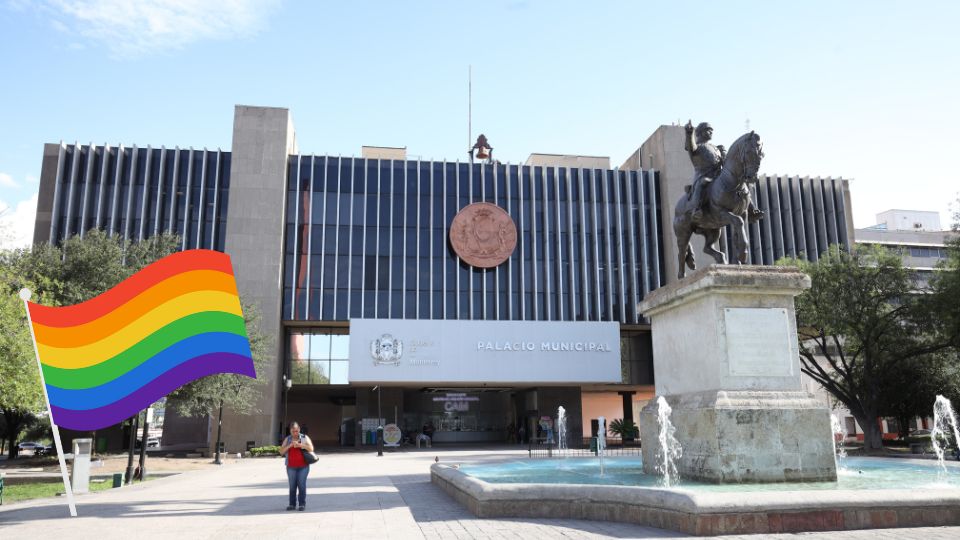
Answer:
370, 334, 403, 366
450, 202, 518, 268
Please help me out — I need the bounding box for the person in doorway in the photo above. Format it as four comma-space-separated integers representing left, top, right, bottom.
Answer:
280, 421, 314, 511
518, 423, 526, 445
419, 421, 435, 447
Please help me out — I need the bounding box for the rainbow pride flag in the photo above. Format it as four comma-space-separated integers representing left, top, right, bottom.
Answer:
25, 250, 256, 431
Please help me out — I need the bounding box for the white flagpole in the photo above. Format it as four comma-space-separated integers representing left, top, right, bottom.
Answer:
19, 288, 78, 517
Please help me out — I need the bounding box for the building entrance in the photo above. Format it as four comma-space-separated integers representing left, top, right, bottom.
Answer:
402, 388, 515, 444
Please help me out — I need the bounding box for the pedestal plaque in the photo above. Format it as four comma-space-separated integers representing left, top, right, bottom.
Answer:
724, 308, 793, 377
637, 265, 837, 483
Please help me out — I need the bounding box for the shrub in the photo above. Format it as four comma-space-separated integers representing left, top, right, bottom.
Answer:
608, 418, 639, 438
249, 445, 280, 456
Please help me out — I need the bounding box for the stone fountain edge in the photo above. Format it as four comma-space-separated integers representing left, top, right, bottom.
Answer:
430, 463, 960, 536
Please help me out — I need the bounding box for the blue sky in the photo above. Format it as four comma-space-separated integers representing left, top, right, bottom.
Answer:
1, 1, 957, 247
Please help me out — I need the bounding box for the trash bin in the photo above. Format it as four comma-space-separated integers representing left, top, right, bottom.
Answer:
71, 438, 93, 494
112, 473, 123, 488
590, 436, 598, 455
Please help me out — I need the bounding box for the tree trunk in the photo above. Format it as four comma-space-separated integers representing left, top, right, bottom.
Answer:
860, 412, 885, 453
4, 433, 15, 460
214, 400, 224, 465
897, 415, 911, 440
2, 409, 25, 460
848, 405, 885, 453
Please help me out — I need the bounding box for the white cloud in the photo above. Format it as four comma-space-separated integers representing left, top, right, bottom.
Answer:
0, 172, 18, 188
0, 194, 38, 249
42, 0, 279, 57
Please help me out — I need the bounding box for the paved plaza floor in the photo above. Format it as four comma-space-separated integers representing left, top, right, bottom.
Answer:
2, 447, 959, 539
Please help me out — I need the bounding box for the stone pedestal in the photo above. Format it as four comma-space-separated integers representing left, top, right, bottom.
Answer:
637, 265, 837, 483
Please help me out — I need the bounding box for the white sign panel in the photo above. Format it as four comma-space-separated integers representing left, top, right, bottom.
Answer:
349, 319, 621, 384
724, 308, 794, 377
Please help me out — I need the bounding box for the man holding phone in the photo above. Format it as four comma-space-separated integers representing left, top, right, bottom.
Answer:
280, 421, 314, 511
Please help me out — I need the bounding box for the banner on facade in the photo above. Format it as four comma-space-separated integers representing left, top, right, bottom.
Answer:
349, 319, 621, 384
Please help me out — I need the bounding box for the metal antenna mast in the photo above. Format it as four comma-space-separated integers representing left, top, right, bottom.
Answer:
468, 65, 472, 151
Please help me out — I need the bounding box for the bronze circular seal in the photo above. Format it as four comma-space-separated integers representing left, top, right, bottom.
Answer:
450, 202, 517, 268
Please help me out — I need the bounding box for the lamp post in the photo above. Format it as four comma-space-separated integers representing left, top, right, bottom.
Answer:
138, 407, 153, 481
373, 385, 383, 457
283, 376, 292, 436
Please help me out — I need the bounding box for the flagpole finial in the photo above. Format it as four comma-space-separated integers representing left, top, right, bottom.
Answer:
19, 288, 32, 301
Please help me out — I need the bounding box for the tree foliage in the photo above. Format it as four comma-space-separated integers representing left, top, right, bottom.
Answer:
0, 230, 180, 457
167, 303, 272, 456
167, 301, 271, 419
608, 418, 639, 439
780, 244, 960, 452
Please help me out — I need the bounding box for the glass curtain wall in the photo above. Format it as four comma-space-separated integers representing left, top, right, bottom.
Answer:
288, 331, 349, 385
282, 156, 664, 324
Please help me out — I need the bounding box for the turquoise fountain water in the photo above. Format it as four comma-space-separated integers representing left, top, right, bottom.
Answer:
461, 397, 960, 494
460, 456, 960, 492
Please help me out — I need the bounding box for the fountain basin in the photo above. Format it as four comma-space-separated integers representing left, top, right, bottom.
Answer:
432, 458, 960, 535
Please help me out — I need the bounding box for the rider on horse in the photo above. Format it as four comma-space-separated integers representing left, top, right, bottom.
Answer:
685, 120, 763, 224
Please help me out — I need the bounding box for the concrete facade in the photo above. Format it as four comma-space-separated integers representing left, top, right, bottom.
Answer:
219, 105, 298, 451
32, 143, 63, 245
876, 209, 942, 232
360, 145, 407, 160
524, 153, 611, 169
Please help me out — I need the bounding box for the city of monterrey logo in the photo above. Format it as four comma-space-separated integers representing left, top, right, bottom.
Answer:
450, 202, 517, 268
370, 334, 403, 366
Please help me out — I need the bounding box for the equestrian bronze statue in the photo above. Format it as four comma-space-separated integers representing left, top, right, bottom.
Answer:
674, 120, 765, 279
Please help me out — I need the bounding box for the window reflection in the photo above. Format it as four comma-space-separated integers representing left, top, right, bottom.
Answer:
286, 331, 349, 386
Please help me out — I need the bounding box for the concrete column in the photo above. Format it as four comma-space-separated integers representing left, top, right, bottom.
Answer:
219, 105, 298, 451
637, 125, 701, 285
33, 143, 63, 245
619, 391, 635, 422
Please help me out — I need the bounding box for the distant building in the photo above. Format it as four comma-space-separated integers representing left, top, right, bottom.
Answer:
857, 209, 954, 287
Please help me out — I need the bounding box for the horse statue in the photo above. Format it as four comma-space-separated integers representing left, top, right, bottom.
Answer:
673, 130, 764, 279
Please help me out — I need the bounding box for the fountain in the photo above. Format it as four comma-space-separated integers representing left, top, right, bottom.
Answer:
430, 267, 960, 534
596, 416, 606, 476
932, 394, 960, 479
831, 412, 848, 470
654, 396, 681, 487
556, 406, 567, 455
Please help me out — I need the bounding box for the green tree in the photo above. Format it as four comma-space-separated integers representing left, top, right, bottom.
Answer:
781, 244, 960, 452
167, 303, 271, 463
10, 230, 180, 306
0, 288, 43, 458
0, 230, 180, 456
878, 353, 960, 439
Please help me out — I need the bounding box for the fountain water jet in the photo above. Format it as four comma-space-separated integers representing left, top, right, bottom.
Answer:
596, 416, 606, 476
932, 395, 960, 480
557, 406, 567, 455
654, 396, 682, 487
830, 412, 848, 470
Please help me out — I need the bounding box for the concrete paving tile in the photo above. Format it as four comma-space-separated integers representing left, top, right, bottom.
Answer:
4, 449, 960, 540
